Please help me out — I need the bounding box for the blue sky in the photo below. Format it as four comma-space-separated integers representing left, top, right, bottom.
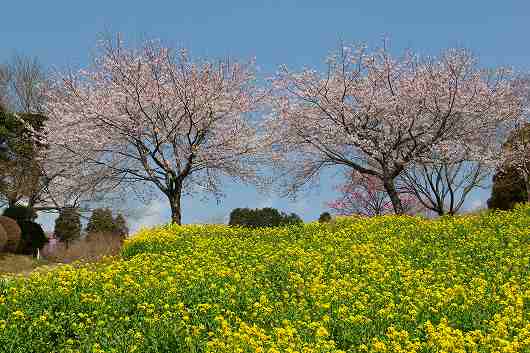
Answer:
2, 1, 529, 232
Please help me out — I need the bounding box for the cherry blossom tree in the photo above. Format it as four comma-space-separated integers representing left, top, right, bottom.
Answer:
268, 42, 522, 214
44, 36, 269, 224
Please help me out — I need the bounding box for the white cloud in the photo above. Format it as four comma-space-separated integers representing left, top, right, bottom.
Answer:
471, 199, 482, 209
128, 198, 169, 234
465, 196, 488, 212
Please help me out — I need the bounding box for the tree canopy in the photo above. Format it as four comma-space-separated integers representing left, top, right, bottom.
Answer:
266, 43, 522, 214
44, 36, 271, 224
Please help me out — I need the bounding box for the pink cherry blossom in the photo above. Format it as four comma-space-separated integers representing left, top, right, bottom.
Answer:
44, 35, 270, 224
267, 41, 523, 213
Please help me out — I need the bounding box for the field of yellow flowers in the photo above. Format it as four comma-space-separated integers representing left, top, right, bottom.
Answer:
0, 205, 529, 352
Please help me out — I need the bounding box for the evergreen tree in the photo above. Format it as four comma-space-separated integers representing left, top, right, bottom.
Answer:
86, 208, 129, 238
488, 166, 528, 210
54, 207, 81, 248
0, 110, 47, 209
502, 123, 530, 202
488, 123, 530, 210
86, 208, 115, 234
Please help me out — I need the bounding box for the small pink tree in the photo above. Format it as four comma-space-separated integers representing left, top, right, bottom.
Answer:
44, 35, 269, 224
328, 172, 392, 216
327, 171, 425, 216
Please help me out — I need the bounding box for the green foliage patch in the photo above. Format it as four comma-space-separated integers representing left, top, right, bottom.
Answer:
228, 207, 303, 228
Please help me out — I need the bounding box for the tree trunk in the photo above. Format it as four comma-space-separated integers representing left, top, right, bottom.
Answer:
167, 183, 183, 225
383, 179, 404, 215
436, 202, 446, 217
7, 198, 16, 208
27, 195, 38, 221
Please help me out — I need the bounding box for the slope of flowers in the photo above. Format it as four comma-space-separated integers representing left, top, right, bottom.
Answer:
0, 205, 529, 352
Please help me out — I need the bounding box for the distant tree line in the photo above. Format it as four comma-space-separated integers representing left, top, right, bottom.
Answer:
0, 202, 129, 255
54, 207, 129, 248
228, 207, 302, 228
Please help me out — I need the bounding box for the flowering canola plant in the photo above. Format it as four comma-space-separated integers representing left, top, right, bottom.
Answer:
0, 205, 529, 352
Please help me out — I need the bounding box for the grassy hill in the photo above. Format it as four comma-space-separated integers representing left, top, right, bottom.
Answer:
0, 205, 529, 352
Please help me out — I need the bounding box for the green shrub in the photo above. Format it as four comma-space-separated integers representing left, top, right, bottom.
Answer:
2, 204, 36, 222
228, 207, 302, 228
0, 216, 21, 252
1, 205, 34, 253
16, 220, 48, 256
318, 212, 332, 223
